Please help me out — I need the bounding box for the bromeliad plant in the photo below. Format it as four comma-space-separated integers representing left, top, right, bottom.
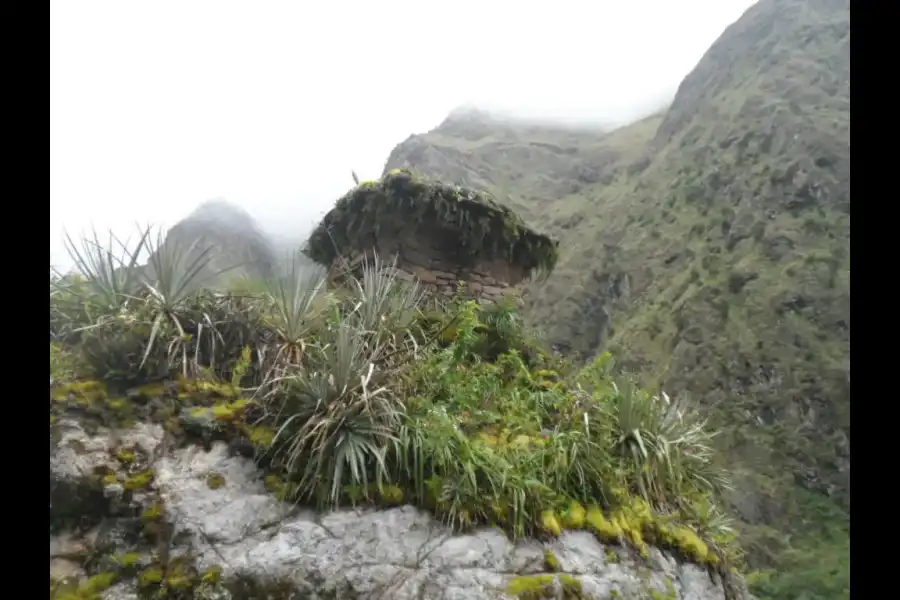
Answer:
140, 228, 241, 377
52, 225, 244, 383
60, 226, 151, 314
258, 251, 328, 378
50, 227, 150, 340
592, 373, 730, 510
262, 258, 427, 509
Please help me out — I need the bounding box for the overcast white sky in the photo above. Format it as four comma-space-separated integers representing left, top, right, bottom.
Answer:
50, 0, 757, 269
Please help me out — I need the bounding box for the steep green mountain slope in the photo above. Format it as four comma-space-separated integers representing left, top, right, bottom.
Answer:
382, 0, 849, 597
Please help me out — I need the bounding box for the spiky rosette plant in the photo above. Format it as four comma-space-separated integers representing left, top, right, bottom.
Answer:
51, 225, 244, 383
257, 251, 328, 379
262, 257, 427, 508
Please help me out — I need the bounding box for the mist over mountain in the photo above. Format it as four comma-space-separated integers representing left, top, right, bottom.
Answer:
152, 198, 278, 282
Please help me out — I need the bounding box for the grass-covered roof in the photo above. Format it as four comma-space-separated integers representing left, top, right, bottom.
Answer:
305, 169, 559, 277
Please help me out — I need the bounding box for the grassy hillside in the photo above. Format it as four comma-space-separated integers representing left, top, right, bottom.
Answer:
382, 0, 850, 597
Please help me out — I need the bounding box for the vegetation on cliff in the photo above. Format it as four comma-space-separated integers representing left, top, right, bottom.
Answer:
305, 168, 559, 277
380, 2, 850, 598
51, 229, 743, 598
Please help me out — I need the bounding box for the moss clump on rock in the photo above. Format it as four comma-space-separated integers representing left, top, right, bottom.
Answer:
305, 168, 559, 278
507, 574, 583, 599
206, 472, 226, 490
543, 549, 561, 572
123, 470, 154, 491
51, 571, 118, 600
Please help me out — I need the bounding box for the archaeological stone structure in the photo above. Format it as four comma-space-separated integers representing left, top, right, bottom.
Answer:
305, 169, 558, 303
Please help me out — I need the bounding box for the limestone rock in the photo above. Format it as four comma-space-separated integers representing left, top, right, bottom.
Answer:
51, 422, 748, 600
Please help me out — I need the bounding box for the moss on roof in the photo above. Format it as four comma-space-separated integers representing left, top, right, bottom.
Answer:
304, 169, 559, 277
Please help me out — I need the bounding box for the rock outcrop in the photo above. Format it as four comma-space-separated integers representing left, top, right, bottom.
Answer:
155, 199, 278, 283
304, 169, 559, 305
50, 416, 747, 599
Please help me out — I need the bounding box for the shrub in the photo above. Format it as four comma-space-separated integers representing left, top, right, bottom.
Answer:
50, 230, 738, 569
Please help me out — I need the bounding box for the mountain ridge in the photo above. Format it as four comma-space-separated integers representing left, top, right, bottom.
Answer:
381, 0, 849, 597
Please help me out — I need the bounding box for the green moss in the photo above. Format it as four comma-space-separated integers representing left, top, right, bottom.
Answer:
137, 558, 201, 594
656, 524, 714, 565
372, 483, 404, 505
264, 474, 300, 502
248, 425, 276, 448
206, 472, 226, 490
52, 571, 119, 600
123, 470, 154, 490
190, 398, 250, 422
560, 501, 586, 529
141, 501, 165, 522
134, 382, 168, 398
543, 549, 561, 572
648, 578, 678, 600
52, 380, 107, 404
112, 552, 142, 568
541, 510, 563, 536
165, 567, 195, 590
586, 506, 623, 542
138, 566, 164, 586
582, 498, 726, 564
179, 377, 240, 398
116, 448, 137, 464
507, 574, 583, 599
106, 399, 129, 412
201, 566, 223, 585
84, 572, 119, 593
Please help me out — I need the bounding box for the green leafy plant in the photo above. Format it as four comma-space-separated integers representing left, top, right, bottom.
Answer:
259, 251, 327, 375
263, 258, 425, 508
140, 229, 241, 376
59, 226, 150, 314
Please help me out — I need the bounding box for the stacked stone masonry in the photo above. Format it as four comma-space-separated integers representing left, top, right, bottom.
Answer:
328, 219, 529, 304
333, 250, 514, 305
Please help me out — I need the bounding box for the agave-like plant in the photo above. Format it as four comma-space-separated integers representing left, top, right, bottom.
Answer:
265, 255, 426, 508
258, 250, 328, 376
140, 228, 241, 376
269, 321, 403, 507
58, 226, 151, 313
51, 227, 152, 341
605, 379, 728, 508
